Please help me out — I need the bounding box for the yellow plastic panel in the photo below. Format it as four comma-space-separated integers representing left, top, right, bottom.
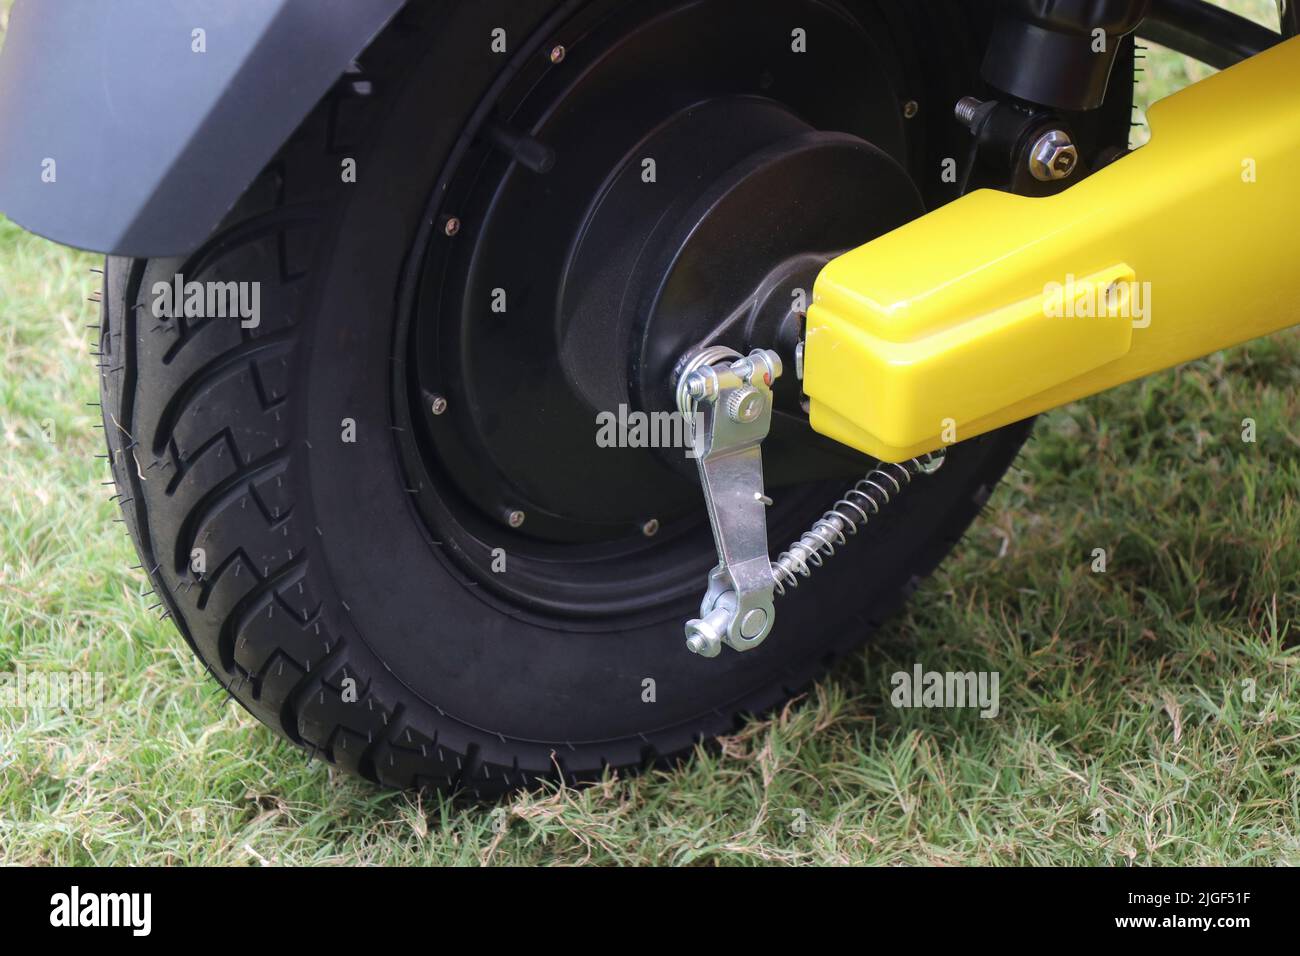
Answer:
805, 35, 1300, 461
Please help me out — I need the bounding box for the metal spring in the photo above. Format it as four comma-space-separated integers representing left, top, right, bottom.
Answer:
771, 451, 946, 596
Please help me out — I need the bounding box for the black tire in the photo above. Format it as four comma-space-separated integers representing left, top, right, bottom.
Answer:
97, 1, 1120, 797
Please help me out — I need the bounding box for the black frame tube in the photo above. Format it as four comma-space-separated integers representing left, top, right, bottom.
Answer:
1141, 0, 1283, 69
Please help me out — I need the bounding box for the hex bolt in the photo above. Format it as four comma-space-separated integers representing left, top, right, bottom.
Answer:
641, 519, 660, 537
443, 216, 461, 237
506, 510, 526, 528
685, 632, 718, 658
741, 349, 782, 387
685, 607, 729, 658
549, 44, 566, 64
430, 395, 448, 416
686, 370, 717, 404
1028, 130, 1079, 182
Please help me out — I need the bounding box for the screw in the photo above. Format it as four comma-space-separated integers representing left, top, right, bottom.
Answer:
506, 510, 526, 528
1104, 280, 1126, 311
1028, 130, 1078, 182
641, 519, 660, 537
443, 217, 461, 237
684, 616, 724, 658
430, 395, 448, 416
686, 370, 717, 404
903, 100, 919, 119
727, 387, 766, 424
954, 96, 986, 129
686, 632, 717, 657
549, 44, 566, 64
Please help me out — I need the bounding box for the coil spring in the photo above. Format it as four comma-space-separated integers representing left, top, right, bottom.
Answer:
771, 451, 946, 596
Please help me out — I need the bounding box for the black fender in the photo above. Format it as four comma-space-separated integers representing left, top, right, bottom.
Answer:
0, 0, 406, 256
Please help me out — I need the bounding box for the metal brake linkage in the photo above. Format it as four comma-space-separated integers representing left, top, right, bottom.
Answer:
674, 344, 945, 659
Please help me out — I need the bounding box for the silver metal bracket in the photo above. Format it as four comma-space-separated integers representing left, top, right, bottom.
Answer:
674, 346, 783, 658
674, 342, 945, 659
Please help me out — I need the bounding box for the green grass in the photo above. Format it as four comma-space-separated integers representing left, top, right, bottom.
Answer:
2, 1, 1298, 866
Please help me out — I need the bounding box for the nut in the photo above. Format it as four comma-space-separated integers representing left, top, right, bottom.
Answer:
685, 620, 723, 658
1029, 130, 1078, 182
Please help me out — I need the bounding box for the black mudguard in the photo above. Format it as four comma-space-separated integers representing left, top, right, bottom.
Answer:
0, 0, 405, 256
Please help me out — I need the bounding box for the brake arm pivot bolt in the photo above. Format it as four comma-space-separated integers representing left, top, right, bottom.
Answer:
685, 597, 734, 658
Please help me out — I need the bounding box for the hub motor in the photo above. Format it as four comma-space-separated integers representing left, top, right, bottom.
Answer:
396, 0, 926, 617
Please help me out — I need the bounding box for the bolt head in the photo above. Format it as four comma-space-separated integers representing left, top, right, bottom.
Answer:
443, 217, 461, 237
549, 44, 566, 64
507, 510, 526, 528
430, 395, 448, 416
1029, 130, 1078, 182
641, 518, 660, 537
903, 100, 919, 119
739, 608, 769, 640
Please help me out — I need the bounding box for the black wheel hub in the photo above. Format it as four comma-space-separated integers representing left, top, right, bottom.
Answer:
396, 0, 927, 617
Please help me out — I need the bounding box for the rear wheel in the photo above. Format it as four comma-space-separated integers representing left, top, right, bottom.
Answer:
100, 0, 1131, 796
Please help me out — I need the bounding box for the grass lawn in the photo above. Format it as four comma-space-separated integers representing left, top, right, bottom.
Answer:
1, 1, 1297, 865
